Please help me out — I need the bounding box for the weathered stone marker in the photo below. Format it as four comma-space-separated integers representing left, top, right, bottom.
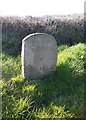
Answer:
22, 33, 57, 79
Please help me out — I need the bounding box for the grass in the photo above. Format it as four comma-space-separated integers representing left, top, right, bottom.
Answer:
1, 43, 85, 119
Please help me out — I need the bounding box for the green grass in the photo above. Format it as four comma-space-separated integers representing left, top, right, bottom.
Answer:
1, 43, 85, 119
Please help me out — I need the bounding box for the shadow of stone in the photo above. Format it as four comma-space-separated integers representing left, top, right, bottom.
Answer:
30, 62, 84, 115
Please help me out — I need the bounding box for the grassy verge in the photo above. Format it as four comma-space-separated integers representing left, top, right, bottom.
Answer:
1, 43, 85, 119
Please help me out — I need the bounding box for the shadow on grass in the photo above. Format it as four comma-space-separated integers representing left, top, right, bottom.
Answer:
30, 62, 84, 116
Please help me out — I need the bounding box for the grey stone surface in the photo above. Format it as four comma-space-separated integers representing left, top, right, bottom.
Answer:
21, 33, 57, 79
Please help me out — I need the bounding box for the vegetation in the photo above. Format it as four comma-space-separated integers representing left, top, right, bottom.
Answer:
1, 43, 85, 119
0, 14, 84, 56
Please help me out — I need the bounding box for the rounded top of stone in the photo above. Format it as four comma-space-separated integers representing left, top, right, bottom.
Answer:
22, 33, 56, 43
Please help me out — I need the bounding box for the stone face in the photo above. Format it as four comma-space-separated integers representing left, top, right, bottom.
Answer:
22, 33, 57, 79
